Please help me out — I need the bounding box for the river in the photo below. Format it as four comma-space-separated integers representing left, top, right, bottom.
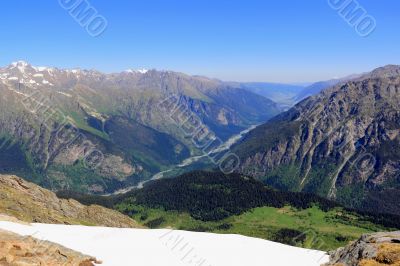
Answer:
109, 125, 257, 195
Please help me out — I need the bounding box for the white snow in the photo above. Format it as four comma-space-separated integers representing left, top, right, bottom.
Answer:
33, 73, 44, 77
125, 68, 149, 74
7, 77, 18, 81
42, 79, 53, 86
137, 68, 149, 74
33, 66, 48, 72
46, 68, 55, 76
57, 91, 72, 97
10, 61, 29, 73
11, 60, 28, 66
0, 222, 329, 266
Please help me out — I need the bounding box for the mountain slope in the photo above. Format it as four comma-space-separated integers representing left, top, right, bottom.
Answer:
0, 174, 140, 227
0, 61, 282, 193
233, 65, 400, 214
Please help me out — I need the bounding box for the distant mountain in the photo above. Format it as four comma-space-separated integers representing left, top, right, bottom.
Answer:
294, 74, 362, 102
233, 65, 400, 215
236, 76, 361, 110
233, 82, 305, 108
0, 61, 282, 193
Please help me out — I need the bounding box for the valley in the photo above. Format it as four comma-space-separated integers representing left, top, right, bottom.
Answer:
2, 2, 399, 265
0, 61, 282, 194
1, 63, 400, 265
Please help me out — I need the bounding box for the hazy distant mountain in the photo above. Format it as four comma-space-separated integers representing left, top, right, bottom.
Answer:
294, 74, 362, 102
233, 82, 305, 108
235, 76, 361, 110
233, 65, 400, 215
0, 61, 282, 193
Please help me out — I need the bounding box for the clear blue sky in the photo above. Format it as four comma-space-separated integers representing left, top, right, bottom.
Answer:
0, 0, 399, 82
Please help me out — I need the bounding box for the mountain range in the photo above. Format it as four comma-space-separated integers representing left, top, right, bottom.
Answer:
233, 65, 400, 215
0, 61, 282, 193
2, 60, 400, 217
236, 74, 361, 109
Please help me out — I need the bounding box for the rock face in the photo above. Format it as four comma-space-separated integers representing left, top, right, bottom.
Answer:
234, 65, 400, 214
0, 174, 141, 228
0, 229, 99, 266
323, 231, 400, 266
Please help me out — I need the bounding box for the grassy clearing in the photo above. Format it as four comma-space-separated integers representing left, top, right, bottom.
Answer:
116, 203, 391, 251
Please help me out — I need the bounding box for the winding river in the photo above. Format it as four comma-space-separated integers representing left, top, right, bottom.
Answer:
109, 125, 257, 194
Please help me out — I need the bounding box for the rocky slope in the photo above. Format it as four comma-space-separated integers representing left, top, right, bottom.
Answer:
0, 174, 140, 227
0, 229, 99, 266
323, 231, 400, 266
0, 61, 282, 193
233, 65, 400, 214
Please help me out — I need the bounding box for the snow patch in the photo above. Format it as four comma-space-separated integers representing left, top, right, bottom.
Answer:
137, 68, 149, 74
33, 66, 48, 72
57, 91, 72, 97
42, 79, 54, 86
0, 222, 329, 266
125, 68, 149, 74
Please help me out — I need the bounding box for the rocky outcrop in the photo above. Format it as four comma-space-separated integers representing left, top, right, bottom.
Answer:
0, 174, 141, 228
0, 229, 100, 265
323, 231, 400, 266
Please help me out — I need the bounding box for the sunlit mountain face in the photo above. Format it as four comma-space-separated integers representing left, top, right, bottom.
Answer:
0, 61, 282, 193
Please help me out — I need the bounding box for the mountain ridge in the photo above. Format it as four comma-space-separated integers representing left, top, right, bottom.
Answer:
0, 61, 282, 193
233, 65, 400, 214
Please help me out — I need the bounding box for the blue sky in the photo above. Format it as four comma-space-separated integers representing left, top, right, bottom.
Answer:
0, 0, 399, 82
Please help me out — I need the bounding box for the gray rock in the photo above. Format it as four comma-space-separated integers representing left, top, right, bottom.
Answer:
323, 231, 400, 266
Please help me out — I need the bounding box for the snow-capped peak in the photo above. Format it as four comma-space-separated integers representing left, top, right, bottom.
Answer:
10, 60, 30, 73
8, 61, 50, 73
137, 68, 149, 74
125, 68, 149, 74
32, 66, 49, 72
10, 60, 29, 67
